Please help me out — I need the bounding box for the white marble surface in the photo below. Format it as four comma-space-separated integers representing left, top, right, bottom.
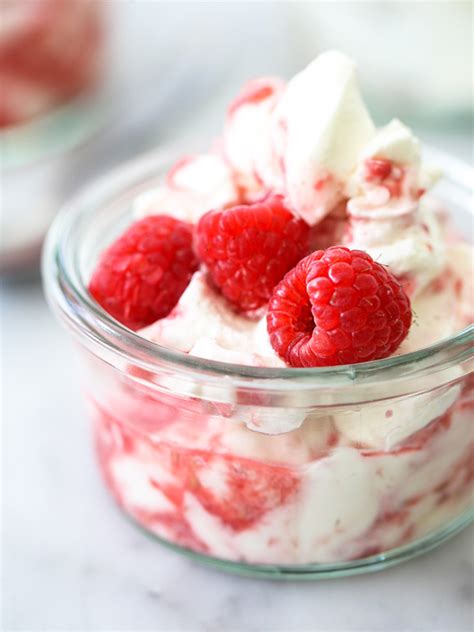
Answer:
2, 268, 474, 632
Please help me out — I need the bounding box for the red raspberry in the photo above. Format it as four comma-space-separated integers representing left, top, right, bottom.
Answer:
267, 247, 412, 367
195, 195, 309, 311
89, 215, 199, 330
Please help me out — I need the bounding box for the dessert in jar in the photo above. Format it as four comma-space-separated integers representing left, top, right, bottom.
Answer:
0, 0, 103, 128
44, 51, 473, 576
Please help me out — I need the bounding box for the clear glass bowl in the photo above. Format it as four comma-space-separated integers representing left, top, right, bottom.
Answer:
43, 146, 474, 579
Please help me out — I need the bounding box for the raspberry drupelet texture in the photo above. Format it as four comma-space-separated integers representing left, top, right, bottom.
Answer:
89, 215, 199, 330
267, 247, 412, 367
195, 195, 310, 311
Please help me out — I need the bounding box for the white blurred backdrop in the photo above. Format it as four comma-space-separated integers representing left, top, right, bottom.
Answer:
1, 1, 472, 275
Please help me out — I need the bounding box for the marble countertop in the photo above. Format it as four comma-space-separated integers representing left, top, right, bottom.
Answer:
3, 277, 474, 632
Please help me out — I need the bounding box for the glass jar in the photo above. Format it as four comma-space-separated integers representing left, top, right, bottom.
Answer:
0, 0, 104, 129
0, 0, 107, 276
43, 146, 473, 579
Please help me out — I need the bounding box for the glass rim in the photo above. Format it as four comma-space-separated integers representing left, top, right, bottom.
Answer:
43, 142, 474, 391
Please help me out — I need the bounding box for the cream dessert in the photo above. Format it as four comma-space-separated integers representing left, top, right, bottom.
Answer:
84, 51, 473, 567
0, 0, 103, 128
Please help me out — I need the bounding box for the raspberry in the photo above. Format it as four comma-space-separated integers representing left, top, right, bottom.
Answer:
195, 195, 309, 311
267, 247, 412, 367
89, 215, 199, 330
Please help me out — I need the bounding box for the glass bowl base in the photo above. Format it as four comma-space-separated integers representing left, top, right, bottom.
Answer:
119, 505, 474, 580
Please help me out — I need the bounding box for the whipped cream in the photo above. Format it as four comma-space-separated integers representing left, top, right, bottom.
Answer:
189, 335, 283, 369
361, 118, 421, 165
134, 154, 239, 224
128, 50, 472, 368
334, 383, 460, 450
97, 394, 473, 563
224, 77, 285, 196
398, 257, 470, 353
344, 196, 447, 297
448, 243, 474, 326
140, 271, 255, 352
138, 274, 310, 434
342, 121, 447, 297
346, 119, 439, 217
223, 51, 378, 224
272, 51, 376, 225
182, 446, 380, 564
140, 271, 282, 366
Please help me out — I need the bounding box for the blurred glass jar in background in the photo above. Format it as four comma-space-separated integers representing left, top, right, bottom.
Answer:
0, 0, 103, 128
0, 0, 106, 276
291, 2, 472, 128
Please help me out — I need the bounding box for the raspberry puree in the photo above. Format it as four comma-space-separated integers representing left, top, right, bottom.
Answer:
85, 51, 473, 566
93, 382, 473, 564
